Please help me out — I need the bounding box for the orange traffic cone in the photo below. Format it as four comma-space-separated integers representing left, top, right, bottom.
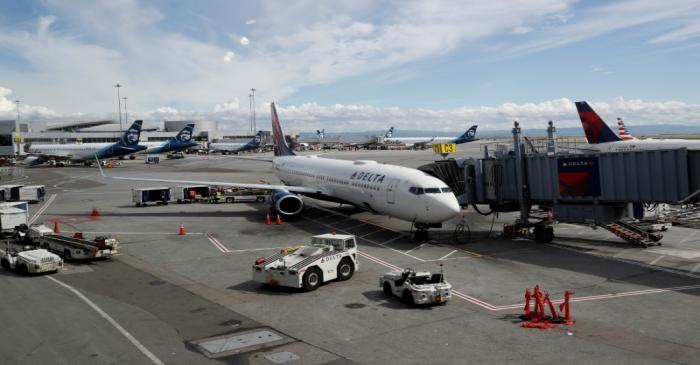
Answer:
275, 214, 283, 225
179, 224, 186, 236
53, 220, 60, 233
90, 207, 100, 219
265, 213, 271, 225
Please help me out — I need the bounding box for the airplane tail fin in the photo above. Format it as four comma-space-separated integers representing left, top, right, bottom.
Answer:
175, 124, 195, 143
250, 130, 264, 147
118, 120, 143, 146
385, 127, 394, 138
270, 103, 296, 156
617, 118, 637, 140
575, 102, 622, 144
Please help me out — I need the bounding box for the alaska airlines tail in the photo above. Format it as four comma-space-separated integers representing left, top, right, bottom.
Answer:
250, 130, 264, 147
175, 124, 195, 143
385, 127, 394, 138
271, 103, 296, 156
316, 129, 325, 139
117, 120, 143, 146
452, 125, 479, 144
575, 101, 622, 144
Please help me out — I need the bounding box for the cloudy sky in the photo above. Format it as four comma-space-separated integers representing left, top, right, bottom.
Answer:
0, 0, 699, 133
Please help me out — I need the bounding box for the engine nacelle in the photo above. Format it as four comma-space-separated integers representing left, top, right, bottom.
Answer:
22, 155, 47, 166
271, 191, 304, 216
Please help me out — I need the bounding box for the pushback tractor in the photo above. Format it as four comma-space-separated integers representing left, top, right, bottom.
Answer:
252, 233, 359, 291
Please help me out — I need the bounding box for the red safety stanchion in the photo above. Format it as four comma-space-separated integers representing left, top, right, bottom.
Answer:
265, 213, 271, 225
544, 291, 559, 321
179, 224, 186, 236
522, 288, 532, 320
558, 290, 575, 325
53, 220, 60, 234
275, 214, 283, 225
90, 207, 100, 220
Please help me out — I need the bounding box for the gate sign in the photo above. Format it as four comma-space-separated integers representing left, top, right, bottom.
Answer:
557, 156, 601, 197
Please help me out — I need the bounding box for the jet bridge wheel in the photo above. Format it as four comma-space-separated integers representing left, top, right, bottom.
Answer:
533, 225, 554, 244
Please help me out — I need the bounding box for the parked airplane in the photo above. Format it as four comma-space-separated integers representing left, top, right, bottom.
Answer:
316, 129, 325, 139
99, 104, 460, 241
575, 101, 700, 152
209, 131, 264, 154
385, 127, 394, 138
384, 125, 479, 149
24, 120, 146, 166
616, 118, 636, 141
141, 124, 199, 154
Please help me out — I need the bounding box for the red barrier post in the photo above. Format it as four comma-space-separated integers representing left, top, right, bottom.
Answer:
558, 290, 575, 325
532, 285, 543, 321
544, 291, 558, 321
523, 288, 532, 319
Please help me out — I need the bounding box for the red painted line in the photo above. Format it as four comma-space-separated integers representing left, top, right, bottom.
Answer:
358, 251, 402, 271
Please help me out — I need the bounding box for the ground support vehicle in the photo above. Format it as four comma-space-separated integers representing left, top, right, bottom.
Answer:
0, 184, 23, 201
145, 155, 160, 164
173, 185, 211, 203
380, 268, 452, 305
208, 187, 269, 204
1, 244, 62, 274
17, 185, 46, 203
37, 233, 120, 260
132, 187, 171, 206
0, 207, 27, 234
252, 234, 358, 291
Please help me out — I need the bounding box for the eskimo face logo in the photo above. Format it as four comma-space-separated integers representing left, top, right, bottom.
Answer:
254, 134, 262, 143
466, 128, 475, 138
125, 128, 139, 144
179, 130, 192, 142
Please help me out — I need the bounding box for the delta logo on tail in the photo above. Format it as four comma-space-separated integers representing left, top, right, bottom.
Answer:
271, 103, 296, 156
574, 101, 622, 144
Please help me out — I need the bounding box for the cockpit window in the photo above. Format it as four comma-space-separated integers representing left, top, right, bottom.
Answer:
424, 188, 441, 194
441, 187, 452, 193
408, 187, 424, 195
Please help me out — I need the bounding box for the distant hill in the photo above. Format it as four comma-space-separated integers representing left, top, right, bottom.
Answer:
299, 124, 700, 139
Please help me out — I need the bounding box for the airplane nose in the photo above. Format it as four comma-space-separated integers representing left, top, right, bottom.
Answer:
428, 195, 461, 222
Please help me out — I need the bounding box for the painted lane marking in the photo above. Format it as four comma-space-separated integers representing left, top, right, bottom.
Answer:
439, 250, 457, 260
404, 243, 426, 254
62, 231, 206, 236
28, 193, 57, 225
206, 233, 231, 253
649, 255, 665, 266
46, 276, 165, 365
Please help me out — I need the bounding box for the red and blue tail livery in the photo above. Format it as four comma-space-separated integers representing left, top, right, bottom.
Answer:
271, 102, 296, 156
575, 101, 622, 144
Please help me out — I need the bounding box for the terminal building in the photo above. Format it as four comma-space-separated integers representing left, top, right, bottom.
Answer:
0, 119, 270, 156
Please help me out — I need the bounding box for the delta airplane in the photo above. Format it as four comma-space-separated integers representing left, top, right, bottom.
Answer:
99, 103, 460, 241
384, 126, 479, 149
141, 124, 199, 154
25, 120, 146, 166
209, 131, 264, 154
575, 101, 700, 152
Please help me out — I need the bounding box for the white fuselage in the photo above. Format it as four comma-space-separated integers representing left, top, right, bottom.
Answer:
385, 136, 453, 147
28, 143, 112, 161
588, 139, 700, 153
209, 142, 248, 152
141, 142, 165, 154
272, 156, 460, 224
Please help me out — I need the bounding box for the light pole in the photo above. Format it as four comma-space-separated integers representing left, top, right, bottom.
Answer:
14, 100, 20, 156
115, 84, 123, 132
250, 88, 256, 133
248, 93, 253, 134
122, 97, 128, 124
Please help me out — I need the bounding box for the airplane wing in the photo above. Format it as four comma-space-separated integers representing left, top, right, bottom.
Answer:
95, 157, 321, 194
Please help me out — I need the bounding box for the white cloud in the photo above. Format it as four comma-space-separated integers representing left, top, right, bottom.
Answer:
0, 87, 59, 119
245, 19, 256, 25
651, 23, 700, 43
239, 36, 250, 46
223, 51, 235, 62
511, 26, 533, 35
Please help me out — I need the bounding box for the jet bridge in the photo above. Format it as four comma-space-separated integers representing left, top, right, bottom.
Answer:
419, 122, 700, 244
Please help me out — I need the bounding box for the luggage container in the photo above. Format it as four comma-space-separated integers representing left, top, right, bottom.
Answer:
18, 185, 45, 203
132, 187, 171, 207
145, 155, 160, 164
0, 184, 23, 202
0, 202, 29, 225
172, 185, 211, 203
0, 207, 28, 233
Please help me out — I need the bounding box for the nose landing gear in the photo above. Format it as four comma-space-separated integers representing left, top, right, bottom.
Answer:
412, 222, 431, 242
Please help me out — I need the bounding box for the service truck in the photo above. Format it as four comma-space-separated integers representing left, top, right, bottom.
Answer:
0, 184, 23, 202
38, 233, 120, 260
1, 243, 62, 274
208, 187, 268, 204
172, 185, 211, 203
380, 268, 452, 306
132, 187, 171, 206
252, 233, 358, 291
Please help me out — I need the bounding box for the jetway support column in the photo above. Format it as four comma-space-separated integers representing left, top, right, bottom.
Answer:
512, 121, 529, 226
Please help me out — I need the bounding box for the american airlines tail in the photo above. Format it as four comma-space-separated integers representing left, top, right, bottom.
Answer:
574, 102, 622, 144
271, 103, 296, 156
617, 118, 636, 141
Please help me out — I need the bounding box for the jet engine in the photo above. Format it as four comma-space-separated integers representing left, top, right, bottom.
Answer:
271, 191, 304, 216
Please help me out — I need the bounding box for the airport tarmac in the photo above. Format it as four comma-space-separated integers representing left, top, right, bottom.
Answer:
2, 147, 700, 365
